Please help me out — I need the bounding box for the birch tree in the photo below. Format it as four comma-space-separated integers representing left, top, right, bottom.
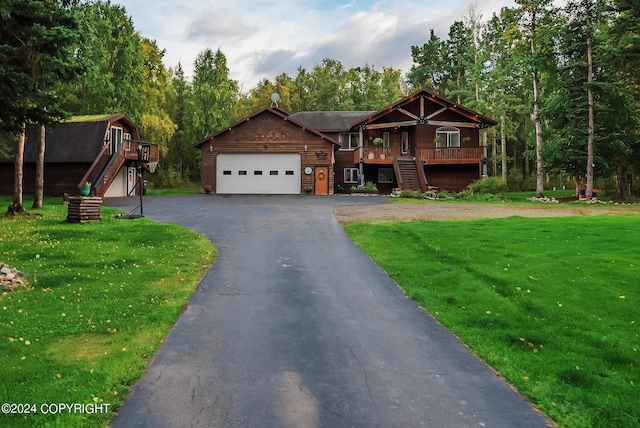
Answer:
516, 0, 558, 198
32, 125, 45, 208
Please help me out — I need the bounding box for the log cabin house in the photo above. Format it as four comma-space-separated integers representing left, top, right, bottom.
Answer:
0, 114, 159, 198
198, 89, 496, 195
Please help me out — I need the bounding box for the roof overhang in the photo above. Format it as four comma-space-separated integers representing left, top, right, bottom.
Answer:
195, 108, 341, 148
349, 89, 498, 130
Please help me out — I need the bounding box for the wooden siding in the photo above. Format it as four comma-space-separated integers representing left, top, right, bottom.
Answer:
424, 164, 480, 192
330, 121, 485, 191
199, 111, 336, 194
0, 115, 152, 198
0, 163, 90, 197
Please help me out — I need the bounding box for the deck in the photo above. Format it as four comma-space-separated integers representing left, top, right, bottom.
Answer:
353, 146, 485, 165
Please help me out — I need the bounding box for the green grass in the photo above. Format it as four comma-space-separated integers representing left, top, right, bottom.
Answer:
505, 189, 577, 202
344, 215, 640, 428
145, 185, 202, 196
0, 197, 215, 427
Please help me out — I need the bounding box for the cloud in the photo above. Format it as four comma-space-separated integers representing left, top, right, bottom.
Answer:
187, 8, 255, 41
250, 49, 300, 75
120, 0, 536, 88
340, 0, 357, 9
238, 7, 455, 86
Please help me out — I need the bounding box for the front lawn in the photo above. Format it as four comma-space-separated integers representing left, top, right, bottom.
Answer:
0, 197, 215, 427
344, 215, 639, 428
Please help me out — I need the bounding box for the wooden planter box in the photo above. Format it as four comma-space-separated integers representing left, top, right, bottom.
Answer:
349, 189, 379, 195
67, 196, 102, 223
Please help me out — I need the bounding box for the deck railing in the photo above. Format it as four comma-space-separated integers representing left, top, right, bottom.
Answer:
416, 147, 484, 164
353, 146, 485, 165
353, 146, 402, 164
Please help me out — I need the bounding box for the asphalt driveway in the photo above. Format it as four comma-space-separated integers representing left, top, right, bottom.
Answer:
107, 195, 553, 428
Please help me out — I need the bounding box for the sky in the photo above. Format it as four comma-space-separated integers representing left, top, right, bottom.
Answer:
115, 0, 536, 91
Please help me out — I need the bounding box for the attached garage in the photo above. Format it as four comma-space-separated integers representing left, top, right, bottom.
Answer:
197, 107, 340, 195
216, 153, 301, 194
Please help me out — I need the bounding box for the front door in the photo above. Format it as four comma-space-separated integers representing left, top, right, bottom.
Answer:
314, 167, 329, 195
401, 131, 409, 155
127, 167, 136, 196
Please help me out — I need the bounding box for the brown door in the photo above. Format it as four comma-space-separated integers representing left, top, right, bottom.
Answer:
315, 167, 329, 195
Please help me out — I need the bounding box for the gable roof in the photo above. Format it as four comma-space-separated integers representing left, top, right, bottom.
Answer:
288, 111, 375, 132
195, 107, 341, 147
351, 88, 498, 129
1, 114, 139, 163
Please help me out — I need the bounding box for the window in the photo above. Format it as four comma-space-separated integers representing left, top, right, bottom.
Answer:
285, 170, 294, 176
401, 132, 409, 154
270, 170, 278, 175
238, 171, 247, 175
111, 127, 123, 153
436, 127, 460, 148
254, 170, 263, 175
339, 133, 360, 150
344, 168, 358, 183
382, 132, 390, 148
378, 168, 394, 183
223, 170, 232, 175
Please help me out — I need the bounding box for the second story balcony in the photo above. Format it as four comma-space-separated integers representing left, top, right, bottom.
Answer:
416, 147, 485, 165
353, 146, 485, 165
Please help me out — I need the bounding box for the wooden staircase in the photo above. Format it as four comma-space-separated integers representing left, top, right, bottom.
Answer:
78, 141, 158, 197
78, 145, 126, 197
95, 148, 127, 197
393, 157, 428, 192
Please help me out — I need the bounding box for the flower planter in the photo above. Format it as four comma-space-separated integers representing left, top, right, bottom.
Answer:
350, 189, 379, 195
80, 188, 90, 196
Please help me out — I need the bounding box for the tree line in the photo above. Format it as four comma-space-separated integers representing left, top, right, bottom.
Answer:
2, 0, 639, 211
408, 0, 639, 198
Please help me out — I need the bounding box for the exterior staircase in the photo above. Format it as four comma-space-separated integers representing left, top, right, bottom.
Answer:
77, 140, 159, 197
393, 157, 428, 192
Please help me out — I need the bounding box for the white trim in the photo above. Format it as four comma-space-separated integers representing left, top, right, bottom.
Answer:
401, 132, 409, 154
382, 132, 390, 148
339, 133, 360, 150
344, 168, 358, 183
216, 153, 301, 194
436, 126, 460, 148
111, 127, 123, 154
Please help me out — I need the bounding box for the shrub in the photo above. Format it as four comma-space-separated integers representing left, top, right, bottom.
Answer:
468, 176, 508, 195
507, 168, 525, 191
150, 165, 187, 188
600, 176, 617, 198
436, 189, 451, 199
454, 189, 473, 199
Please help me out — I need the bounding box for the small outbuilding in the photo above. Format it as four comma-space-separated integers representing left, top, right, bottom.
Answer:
0, 115, 159, 198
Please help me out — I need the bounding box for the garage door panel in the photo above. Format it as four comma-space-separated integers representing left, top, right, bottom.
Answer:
217, 153, 300, 194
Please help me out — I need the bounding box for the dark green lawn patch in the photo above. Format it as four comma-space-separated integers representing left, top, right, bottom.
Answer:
146, 185, 202, 196
344, 216, 639, 428
1, 197, 215, 427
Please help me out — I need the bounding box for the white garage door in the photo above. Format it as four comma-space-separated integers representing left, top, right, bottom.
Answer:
217, 153, 301, 194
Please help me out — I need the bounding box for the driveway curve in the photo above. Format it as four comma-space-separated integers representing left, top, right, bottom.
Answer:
107, 195, 553, 428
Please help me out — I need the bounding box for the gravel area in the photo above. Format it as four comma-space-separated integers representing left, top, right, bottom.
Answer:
334, 200, 640, 222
